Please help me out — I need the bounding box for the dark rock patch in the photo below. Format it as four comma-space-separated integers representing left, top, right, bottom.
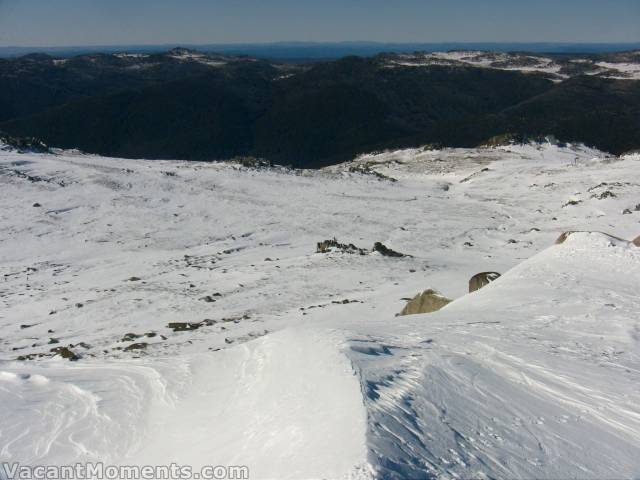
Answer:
167, 322, 203, 332
469, 272, 501, 293
200, 294, 220, 303
591, 190, 616, 200
317, 238, 368, 255
373, 242, 409, 258
124, 342, 148, 352
122, 332, 142, 342
51, 346, 79, 361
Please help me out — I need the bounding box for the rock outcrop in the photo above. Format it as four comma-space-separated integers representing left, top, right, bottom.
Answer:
373, 242, 408, 258
469, 272, 501, 293
316, 238, 368, 255
399, 289, 452, 316
316, 239, 409, 257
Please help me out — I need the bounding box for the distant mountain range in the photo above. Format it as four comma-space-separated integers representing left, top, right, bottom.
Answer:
1, 48, 639, 167
2, 42, 640, 60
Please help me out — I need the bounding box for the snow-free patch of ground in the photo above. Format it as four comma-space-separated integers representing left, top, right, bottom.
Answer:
1, 143, 639, 478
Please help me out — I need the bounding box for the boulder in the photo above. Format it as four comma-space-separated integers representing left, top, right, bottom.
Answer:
399, 289, 452, 316
469, 272, 501, 293
633, 236, 640, 247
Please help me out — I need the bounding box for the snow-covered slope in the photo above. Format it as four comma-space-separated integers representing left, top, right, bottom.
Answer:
1, 143, 639, 478
384, 50, 640, 81
348, 232, 640, 478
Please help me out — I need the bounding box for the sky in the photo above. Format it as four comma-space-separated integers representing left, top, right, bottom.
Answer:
0, 0, 638, 47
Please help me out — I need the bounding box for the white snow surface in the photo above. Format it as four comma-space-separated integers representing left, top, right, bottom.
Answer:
1, 143, 640, 478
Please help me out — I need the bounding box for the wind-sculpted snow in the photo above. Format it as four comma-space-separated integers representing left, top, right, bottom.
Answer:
1, 143, 639, 478
346, 233, 640, 478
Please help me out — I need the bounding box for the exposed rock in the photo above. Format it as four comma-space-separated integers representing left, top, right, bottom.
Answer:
127, 276, 142, 281
167, 321, 204, 332
347, 163, 397, 182
587, 181, 630, 192
373, 242, 408, 257
122, 332, 142, 342
17, 353, 47, 361
316, 238, 367, 255
399, 289, 452, 316
51, 346, 79, 361
316, 238, 409, 257
124, 342, 148, 352
32, 202, 41, 207
469, 272, 501, 293
556, 231, 576, 244
591, 190, 616, 200
633, 236, 640, 247
200, 293, 222, 303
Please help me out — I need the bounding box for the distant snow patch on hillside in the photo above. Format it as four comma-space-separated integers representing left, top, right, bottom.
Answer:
385, 50, 640, 81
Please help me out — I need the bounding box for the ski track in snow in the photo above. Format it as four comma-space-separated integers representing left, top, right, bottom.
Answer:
1, 143, 639, 478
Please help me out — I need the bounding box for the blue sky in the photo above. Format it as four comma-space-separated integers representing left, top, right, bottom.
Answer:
0, 0, 638, 46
